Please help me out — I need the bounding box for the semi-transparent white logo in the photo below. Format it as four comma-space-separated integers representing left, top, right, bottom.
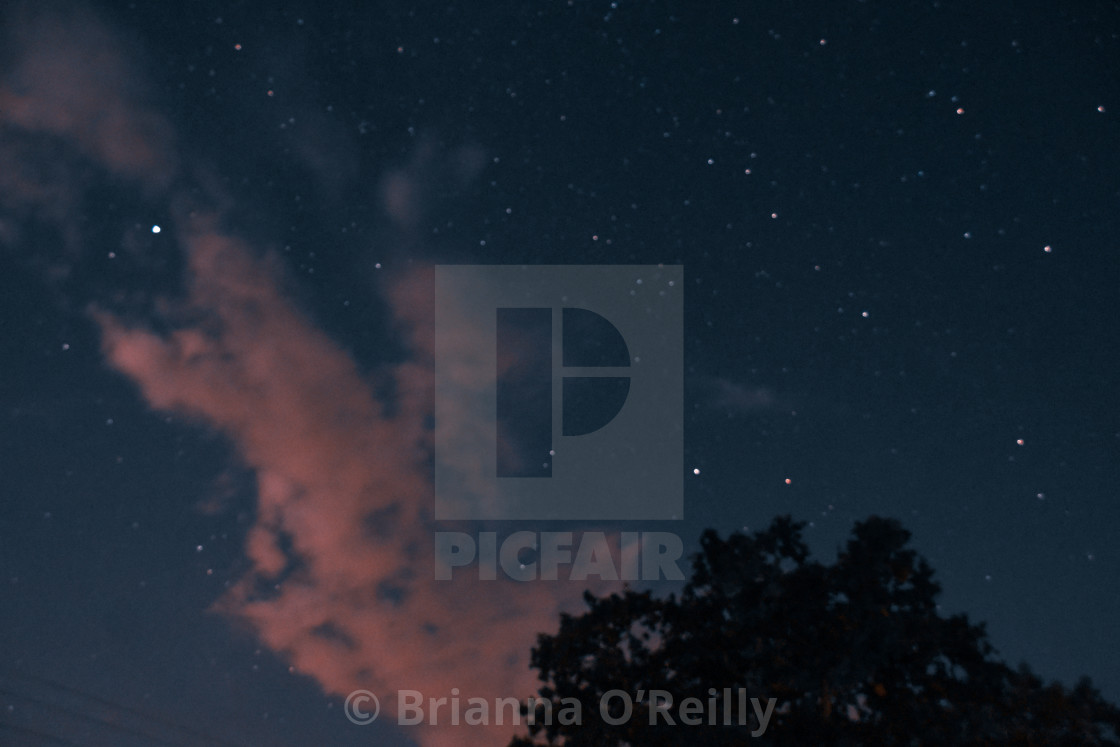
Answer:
434, 265, 683, 520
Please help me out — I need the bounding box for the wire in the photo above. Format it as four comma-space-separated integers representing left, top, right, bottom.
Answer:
0, 721, 82, 746
0, 669, 247, 747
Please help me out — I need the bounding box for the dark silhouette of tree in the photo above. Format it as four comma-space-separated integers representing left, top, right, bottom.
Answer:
510, 516, 1120, 746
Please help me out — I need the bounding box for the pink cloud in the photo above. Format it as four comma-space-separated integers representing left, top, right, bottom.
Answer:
93, 219, 589, 745
1, 7, 609, 744
0, 4, 176, 187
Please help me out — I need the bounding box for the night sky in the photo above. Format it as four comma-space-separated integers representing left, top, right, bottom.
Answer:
1, 1, 1118, 745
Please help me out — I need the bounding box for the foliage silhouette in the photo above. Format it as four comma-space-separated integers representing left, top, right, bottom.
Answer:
510, 516, 1120, 746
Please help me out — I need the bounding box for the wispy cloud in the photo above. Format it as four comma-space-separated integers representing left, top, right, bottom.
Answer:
0, 3, 176, 185
95, 221, 567, 745
698, 375, 782, 414
1, 6, 599, 744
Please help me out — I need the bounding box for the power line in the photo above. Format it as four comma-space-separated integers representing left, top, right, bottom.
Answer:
0, 721, 82, 746
0, 683, 181, 746
0, 669, 247, 747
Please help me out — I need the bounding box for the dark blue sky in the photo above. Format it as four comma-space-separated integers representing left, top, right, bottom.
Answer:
1, 0, 1118, 744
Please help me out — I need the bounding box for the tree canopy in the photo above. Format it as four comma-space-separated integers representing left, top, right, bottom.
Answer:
511, 516, 1120, 746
